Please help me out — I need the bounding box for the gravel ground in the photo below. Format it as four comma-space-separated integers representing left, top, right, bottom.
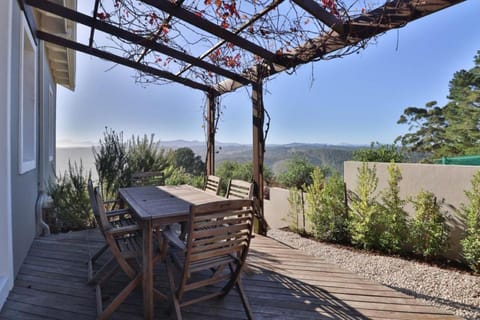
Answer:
268, 229, 480, 320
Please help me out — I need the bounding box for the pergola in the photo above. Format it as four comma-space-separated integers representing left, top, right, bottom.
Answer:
23, 0, 464, 234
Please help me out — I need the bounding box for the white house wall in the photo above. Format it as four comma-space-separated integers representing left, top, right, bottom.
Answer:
8, 2, 58, 278
0, 0, 14, 310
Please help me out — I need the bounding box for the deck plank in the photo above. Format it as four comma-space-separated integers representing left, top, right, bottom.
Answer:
0, 229, 460, 320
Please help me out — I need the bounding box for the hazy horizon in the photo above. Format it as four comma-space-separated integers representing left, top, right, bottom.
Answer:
56, 138, 368, 149
56, 142, 357, 178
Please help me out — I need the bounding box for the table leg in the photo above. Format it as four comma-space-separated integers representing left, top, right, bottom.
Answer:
143, 219, 154, 320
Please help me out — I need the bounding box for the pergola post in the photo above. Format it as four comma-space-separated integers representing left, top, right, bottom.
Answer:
252, 66, 267, 235
206, 92, 216, 176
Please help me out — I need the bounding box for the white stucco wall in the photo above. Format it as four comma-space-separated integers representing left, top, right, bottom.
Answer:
265, 162, 478, 261
344, 161, 479, 260
264, 187, 291, 229
0, 0, 14, 311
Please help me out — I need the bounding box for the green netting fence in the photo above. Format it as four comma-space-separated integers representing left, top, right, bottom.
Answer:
434, 155, 480, 165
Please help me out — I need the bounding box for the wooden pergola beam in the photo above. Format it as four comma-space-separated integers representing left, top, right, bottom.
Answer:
206, 92, 216, 176
141, 0, 285, 66
36, 31, 215, 93
88, 0, 101, 47
177, 0, 286, 77
290, 0, 344, 34
27, 0, 252, 86
215, 0, 465, 94
252, 65, 267, 235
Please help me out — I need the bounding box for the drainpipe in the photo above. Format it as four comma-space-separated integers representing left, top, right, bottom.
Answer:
36, 192, 51, 236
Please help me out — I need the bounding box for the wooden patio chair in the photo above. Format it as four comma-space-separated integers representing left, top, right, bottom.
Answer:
226, 179, 253, 199
86, 180, 137, 282
131, 171, 164, 186
204, 175, 221, 195
87, 180, 163, 319
163, 199, 255, 320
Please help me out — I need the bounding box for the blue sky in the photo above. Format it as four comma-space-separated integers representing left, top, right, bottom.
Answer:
57, 1, 480, 147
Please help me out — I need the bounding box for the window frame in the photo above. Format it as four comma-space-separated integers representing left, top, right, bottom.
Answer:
18, 15, 37, 174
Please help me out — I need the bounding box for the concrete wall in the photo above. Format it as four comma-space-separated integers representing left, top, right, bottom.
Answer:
264, 161, 477, 261
264, 187, 312, 232
264, 187, 291, 229
344, 161, 479, 260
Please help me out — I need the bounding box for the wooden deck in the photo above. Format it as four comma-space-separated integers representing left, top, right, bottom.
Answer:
0, 230, 460, 320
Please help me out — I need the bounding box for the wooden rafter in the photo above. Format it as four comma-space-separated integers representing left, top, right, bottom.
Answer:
24, 0, 465, 92
142, 0, 286, 66
26, 0, 253, 86
216, 0, 465, 93
290, 0, 344, 34
36, 31, 214, 92
88, 0, 101, 47
176, 0, 286, 77
136, 0, 187, 64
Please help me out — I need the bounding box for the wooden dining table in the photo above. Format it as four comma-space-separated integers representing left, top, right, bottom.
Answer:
118, 184, 225, 320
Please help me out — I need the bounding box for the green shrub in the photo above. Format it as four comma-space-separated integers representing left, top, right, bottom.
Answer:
349, 162, 382, 249
377, 163, 409, 253
172, 147, 205, 176
353, 142, 405, 163
162, 165, 203, 188
128, 134, 171, 177
306, 168, 348, 243
460, 171, 480, 273
410, 190, 449, 260
48, 161, 94, 232
276, 156, 315, 190
94, 129, 174, 198
93, 128, 129, 199
216, 160, 274, 195
286, 188, 304, 233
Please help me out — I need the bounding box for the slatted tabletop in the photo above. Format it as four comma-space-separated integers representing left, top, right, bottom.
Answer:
118, 185, 224, 222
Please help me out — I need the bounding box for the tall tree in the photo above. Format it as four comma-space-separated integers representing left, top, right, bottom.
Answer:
396, 51, 480, 160
172, 147, 205, 176
352, 142, 405, 163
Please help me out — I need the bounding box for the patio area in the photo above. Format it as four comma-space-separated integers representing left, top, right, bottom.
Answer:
0, 229, 460, 320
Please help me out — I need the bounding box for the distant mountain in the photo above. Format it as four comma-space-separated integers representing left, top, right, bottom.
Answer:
199, 143, 359, 175
159, 139, 206, 149
56, 140, 363, 176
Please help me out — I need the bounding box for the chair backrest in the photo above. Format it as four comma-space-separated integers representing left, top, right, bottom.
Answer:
87, 179, 112, 234
204, 175, 221, 195
184, 199, 254, 275
131, 171, 164, 186
225, 179, 253, 199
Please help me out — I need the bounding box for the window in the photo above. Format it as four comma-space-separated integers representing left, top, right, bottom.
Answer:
19, 16, 37, 174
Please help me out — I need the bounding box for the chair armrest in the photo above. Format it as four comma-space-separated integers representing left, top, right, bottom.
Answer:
103, 198, 123, 211
162, 227, 186, 250
106, 208, 131, 218
104, 199, 120, 204
106, 224, 141, 235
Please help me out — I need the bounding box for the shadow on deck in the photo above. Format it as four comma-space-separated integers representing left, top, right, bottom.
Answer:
0, 230, 460, 320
